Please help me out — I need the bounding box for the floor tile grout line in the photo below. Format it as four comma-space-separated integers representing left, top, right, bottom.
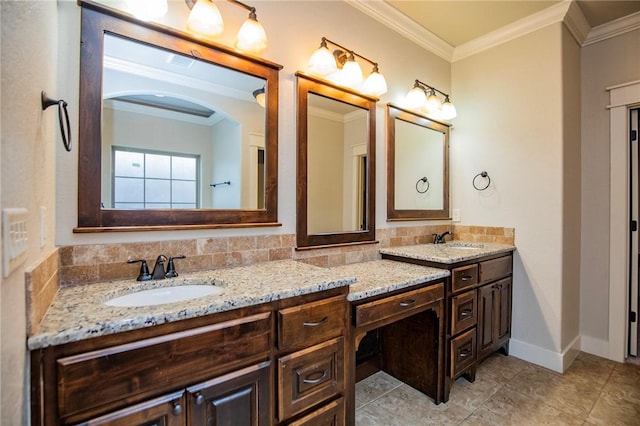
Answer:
582, 364, 617, 422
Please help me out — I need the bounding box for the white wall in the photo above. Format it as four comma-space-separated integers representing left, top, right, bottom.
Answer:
1, 1, 59, 423
452, 24, 567, 369
580, 28, 640, 356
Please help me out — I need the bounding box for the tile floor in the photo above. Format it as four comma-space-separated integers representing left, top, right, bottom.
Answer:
355, 352, 640, 425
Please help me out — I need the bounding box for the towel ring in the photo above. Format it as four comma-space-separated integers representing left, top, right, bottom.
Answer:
41, 91, 71, 152
416, 177, 430, 194
472, 171, 491, 191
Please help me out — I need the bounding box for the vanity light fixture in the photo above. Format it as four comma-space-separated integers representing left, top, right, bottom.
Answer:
252, 86, 266, 108
126, 0, 168, 21
405, 79, 457, 120
185, 0, 268, 54
306, 37, 388, 96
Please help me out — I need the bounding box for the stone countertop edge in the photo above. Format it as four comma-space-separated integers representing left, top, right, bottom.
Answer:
332, 259, 451, 302
27, 259, 356, 351
379, 242, 516, 264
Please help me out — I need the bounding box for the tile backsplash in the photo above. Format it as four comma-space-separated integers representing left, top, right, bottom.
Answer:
57, 224, 514, 287
26, 249, 59, 335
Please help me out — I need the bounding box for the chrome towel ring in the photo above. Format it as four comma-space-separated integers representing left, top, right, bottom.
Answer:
473, 171, 491, 191
41, 91, 71, 152
416, 176, 430, 194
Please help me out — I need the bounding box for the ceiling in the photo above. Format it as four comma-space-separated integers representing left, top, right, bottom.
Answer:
384, 0, 640, 47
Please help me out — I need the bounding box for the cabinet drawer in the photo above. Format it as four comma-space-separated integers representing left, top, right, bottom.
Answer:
450, 290, 477, 335
279, 296, 346, 351
452, 265, 478, 293
450, 328, 476, 378
354, 283, 444, 328
479, 255, 512, 284
278, 337, 344, 421
56, 312, 272, 420
286, 397, 345, 426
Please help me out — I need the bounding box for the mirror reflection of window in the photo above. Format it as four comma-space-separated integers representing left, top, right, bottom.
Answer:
306, 93, 368, 234
394, 118, 445, 210
100, 33, 267, 211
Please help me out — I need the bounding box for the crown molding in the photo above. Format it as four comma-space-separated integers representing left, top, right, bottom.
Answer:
563, 0, 591, 45
452, 1, 573, 62
345, 0, 454, 62
584, 10, 640, 46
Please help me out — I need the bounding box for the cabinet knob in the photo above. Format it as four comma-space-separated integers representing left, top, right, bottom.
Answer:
195, 392, 205, 406
172, 402, 183, 416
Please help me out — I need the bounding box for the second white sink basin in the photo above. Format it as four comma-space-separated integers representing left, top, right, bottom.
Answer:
105, 285, 222, 307
446, 244, 484, 250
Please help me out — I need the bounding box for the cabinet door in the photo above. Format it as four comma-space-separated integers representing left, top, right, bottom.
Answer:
496, 278, 512, 342
75, 391, 185, 426
477, 284, 496, 360
186, 361, 272, 426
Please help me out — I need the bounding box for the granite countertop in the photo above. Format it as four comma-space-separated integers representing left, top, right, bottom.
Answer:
379, 241, 516, 264
28, 260, 355, 350
330, 259, 450, 302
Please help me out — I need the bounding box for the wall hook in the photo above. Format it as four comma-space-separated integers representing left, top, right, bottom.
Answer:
472, 171, 491, 191
41, 91, 71, 152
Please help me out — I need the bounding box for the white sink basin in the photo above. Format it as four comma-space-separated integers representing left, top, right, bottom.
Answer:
105, 285, 222, 307
447, 244, 484, 250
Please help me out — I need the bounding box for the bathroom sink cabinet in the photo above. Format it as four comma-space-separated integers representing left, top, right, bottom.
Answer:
30, 287, 349, 426
381, 251, 513, 402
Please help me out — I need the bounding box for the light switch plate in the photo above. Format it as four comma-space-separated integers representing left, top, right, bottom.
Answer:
452, 208, 461, 222
3, 208, 28, 277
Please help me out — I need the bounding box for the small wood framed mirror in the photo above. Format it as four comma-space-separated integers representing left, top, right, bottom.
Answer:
387, 104, 450, 221
296, 72, 377, 248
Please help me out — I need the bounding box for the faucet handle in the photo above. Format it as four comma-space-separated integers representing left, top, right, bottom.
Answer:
165, 255, 186, 278
127, 259, 152, 281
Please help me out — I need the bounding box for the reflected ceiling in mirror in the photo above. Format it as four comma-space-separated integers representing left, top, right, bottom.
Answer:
296, 72, 376, 248
76, 1, 282, 230
386, 104, 450, 221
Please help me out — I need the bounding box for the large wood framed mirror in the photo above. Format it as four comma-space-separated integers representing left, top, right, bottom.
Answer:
76, 1, 282, 231
296, 72, 376, 248
387, 104, 450, 221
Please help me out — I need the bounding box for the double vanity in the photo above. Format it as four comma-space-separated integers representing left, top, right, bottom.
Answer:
29, 242, 514, 425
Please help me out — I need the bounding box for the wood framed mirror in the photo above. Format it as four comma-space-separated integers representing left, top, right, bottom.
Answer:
76, 1, 282, 231
386, 104, 450, 221
295, 72, 376, 248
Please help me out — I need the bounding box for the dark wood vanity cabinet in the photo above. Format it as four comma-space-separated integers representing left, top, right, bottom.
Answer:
30, 288, 348, 426
477, 277, 512, 361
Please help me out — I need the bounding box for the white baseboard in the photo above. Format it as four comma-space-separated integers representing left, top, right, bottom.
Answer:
580, 335, 610, 359
509, 336, 580, 373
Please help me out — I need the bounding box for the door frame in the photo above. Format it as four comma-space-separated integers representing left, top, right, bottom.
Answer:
608, 80, 640, 362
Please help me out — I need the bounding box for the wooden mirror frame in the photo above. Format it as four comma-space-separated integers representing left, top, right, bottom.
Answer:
76, 1, 282, 231
386, 103, 450, 221
295, 72, 377, 248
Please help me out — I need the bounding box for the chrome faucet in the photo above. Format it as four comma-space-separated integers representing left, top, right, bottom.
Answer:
433, 231, 452, 244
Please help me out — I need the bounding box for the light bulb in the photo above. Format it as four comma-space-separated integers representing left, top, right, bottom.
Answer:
339, 56, 363, 87
307, 43, 338, 76
363, 69, 387, 96
126, 0, 168, 21
187, 0, 224, 37
405, 86, 427, 110
441, 96, 457, 120
235, 13, 268, 54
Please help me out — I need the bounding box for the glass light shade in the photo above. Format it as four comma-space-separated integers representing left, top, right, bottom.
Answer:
441, 98, 457, 120
425, 91, 442, 113
187, 0, 224, 37
339, 59, 363, 87
363, 71, 388, 96
307, 46, 338, 76
405, 86, 427, 109
235, 17, 268, 54
253, 88, 266, 108
126, 0, 168, 21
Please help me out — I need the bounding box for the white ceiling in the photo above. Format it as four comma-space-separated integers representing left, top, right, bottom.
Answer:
383, 0, 640, 47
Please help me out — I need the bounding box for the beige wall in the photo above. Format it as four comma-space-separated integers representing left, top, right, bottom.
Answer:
452, 24, 567, 366
580, 28, 640, 353
1, 1, 59, 423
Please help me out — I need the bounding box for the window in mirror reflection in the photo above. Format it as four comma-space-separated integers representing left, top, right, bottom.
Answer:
307, 93, 368, 234
101, 33, 267, 211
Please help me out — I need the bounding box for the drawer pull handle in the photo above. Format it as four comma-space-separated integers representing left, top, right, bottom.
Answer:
303, 370, 328, 384
460, 309, 473, 318
172, 402, 183, 416
460, 275, 473, 281
459, 348, 472, 358
303, 317, 328, 327
194, 392, 204, 406
399, 299, 416, 307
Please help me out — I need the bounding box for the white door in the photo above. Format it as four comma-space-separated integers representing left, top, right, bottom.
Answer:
631, 107, 639, 357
